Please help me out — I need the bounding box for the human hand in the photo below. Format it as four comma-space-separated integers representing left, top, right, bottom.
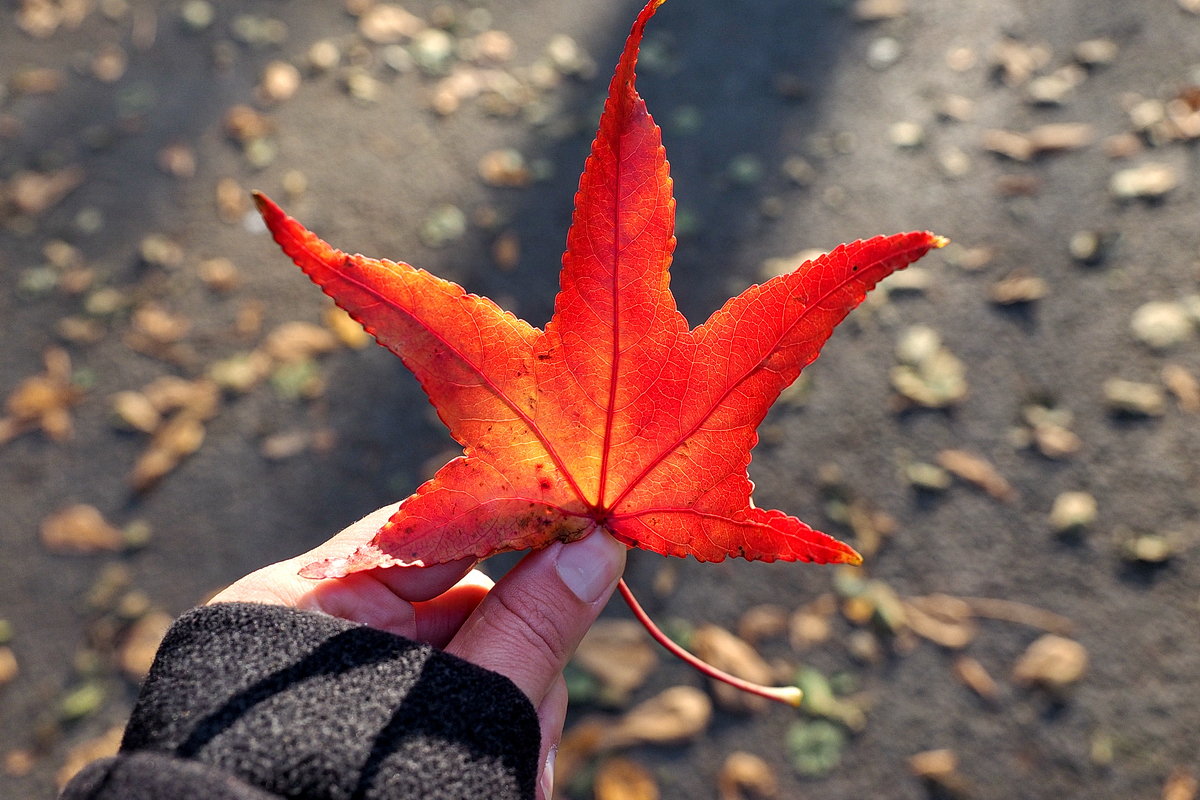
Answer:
209, 503, 628, 800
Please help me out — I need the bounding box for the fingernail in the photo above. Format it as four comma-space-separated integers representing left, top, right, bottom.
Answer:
539, 746, 556, 800
554, 530, 626, 604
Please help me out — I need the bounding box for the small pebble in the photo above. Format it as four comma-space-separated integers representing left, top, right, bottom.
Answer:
1103, 378, 1165, 416
1123, 532, 1175, 563
945, 46, 977, 72
208, 351, 272, 394
419, 204, 467, 248
492, 231, 520, 271
1074, 37, 1118, 66
1068, 230, 1102, 263
888, 120, 924, 149
474, 30, 515, 64
344, 70, 382, 102
990, 271, 1048, 304
261, 430, 312, 461
91, 44, 128, 83
358, 3, 424, 44
1130, 301, 1193, 350
782, 155, 817, 186
412, 28, 455, 75
728, 154, 764, 185
937, 145, 971, 178
180, 0, 214, 31
895, 325, 940, 366
259, 61, 301, 103
1111, 163, 1179, 199
1049, 491, 1097, 533
992, 38, 1051, 87
157, 143, 196, 179
906, 461, 952, 491
197, 258, 240, 292
307, 40, 340, 72
283, 170, 308, 198
866, 37, 902, 70
1027, 67, 1085, 105
478, 149, 530, 187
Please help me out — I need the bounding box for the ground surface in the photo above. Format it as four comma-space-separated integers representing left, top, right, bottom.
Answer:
2, 0, 1199, 798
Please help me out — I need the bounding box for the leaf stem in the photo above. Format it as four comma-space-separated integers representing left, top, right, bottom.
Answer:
616, 578, 802, 707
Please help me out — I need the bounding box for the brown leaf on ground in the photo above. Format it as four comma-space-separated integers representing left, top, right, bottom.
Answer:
718, 751, 778, 800
119, 611, 173, 680
40, 504, 123, 553
55, 727, 124, 790
737, 604, 789, 645
936, 449, 1018, 502
265, 321, 340, 363
952, 655, 999, 701
605, 686, 713, 748
909, 749, 971, 797
691, 624, 776, 713
903, 596, 977, 648
1164, 766, 1199, 800
1012, 634, 1088, 691
594, 757, 659, 800
1, 347, 84, 446
572, 620, 658, 706
4, 166, 85, 216
1162, 364, 1200, 413
961, 597, 1074, 634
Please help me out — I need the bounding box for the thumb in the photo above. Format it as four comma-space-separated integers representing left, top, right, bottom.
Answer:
444, 528, 627, 707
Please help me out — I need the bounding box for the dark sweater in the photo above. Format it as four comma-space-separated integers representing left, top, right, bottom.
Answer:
60, 602, 542, 800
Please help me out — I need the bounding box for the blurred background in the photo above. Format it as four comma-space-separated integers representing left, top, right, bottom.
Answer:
2, 0, 1199, 797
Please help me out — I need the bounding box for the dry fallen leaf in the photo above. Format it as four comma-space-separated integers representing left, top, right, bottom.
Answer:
909, 749, 970, 797
1164, 766, 1199, 800
718, 752, 778, 800
605, 685, 713, 748
737, 604, 789, 645
1, 347, 84, 446
903, 595, 977, 648
1012, 634, 1088, 691
952, 655, 999, 701
572, 620, 658, 706
265, 321, 340, 363
691, 625, 776, 713
55, 726, 124, 790
40, 504, 123, 553
594, 757, 659, 800
936, 449, 1018, 502
119, 611, 173, 680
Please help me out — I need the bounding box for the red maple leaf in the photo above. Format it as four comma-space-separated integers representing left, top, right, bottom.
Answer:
255, 0, 943, 702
